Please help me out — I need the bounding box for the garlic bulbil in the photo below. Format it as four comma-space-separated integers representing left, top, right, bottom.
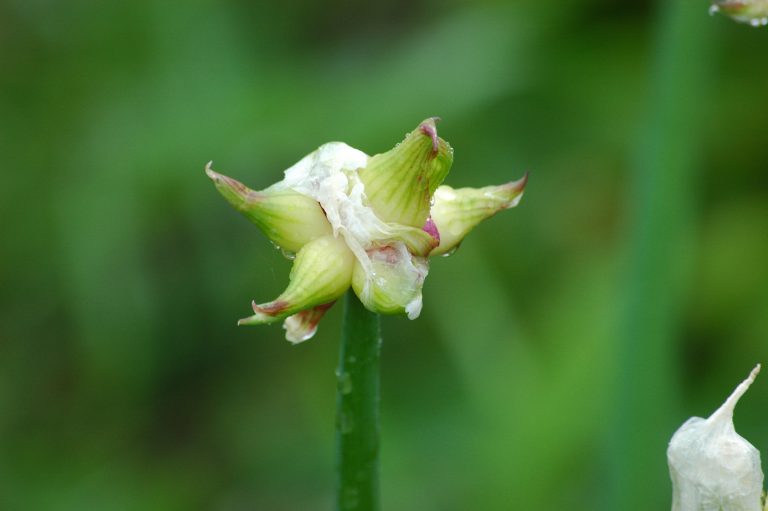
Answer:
667, 365, 764, 511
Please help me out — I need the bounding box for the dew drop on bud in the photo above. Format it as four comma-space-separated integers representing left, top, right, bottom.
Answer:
440, 245, 459, 258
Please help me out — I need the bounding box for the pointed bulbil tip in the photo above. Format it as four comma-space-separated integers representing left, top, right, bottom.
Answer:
239, 300, 290, 326
237, 313, 266, 326
205, 161, 218, 180
237, 314, 264, 326
205, 161, 243, 191
709, 363, 761, 423
206, 163, 265, 208
419, 118, 440, 155
492, 172, 528, 210
507, 172, 529, 194
251, 300, 289, 315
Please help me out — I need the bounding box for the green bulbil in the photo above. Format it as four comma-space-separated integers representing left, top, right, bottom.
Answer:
430, 175, 528, 257
351, 245, 428, 317
359, 118, 453, 228
239, 235, 354, 325
206, 163, 332, 253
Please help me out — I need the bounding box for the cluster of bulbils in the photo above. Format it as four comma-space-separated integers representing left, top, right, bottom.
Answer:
710, 0, 768, 26
668, 365, 766, 511
206, 118, 527, 343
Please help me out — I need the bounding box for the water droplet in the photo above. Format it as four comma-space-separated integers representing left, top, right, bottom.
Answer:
269, 241, 296, 260
337, 371, 353, 395
341, 488, 359, 508
339, 411, 355, 434
441, 245, 459, 257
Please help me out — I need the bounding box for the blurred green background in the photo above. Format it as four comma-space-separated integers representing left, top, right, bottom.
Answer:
2, 0, 767, 509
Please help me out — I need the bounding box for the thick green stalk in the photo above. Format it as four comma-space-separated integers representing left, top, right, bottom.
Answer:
336, 290, 381, 511
606, 0, 715, 509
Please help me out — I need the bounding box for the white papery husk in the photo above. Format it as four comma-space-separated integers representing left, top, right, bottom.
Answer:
273, 142, 429, 317
667, 365, 764, 511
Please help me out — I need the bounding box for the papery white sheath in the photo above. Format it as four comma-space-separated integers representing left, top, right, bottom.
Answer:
668, 365, 763, 511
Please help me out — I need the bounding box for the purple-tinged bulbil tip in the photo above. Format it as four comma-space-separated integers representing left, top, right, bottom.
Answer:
205, 161, 218, 180
419, 118, 440, 155
509, 172, 529, 193
206, 163, 263, 204
252, 300, 289, 315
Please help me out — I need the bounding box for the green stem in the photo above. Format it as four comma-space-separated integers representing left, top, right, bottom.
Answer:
606, 0, 715, 509
335, 290, 381, 511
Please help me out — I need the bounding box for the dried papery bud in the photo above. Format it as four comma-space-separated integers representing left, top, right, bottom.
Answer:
283, 302, 336, 344
710, 0, 768, 26
359, 118, 454, 228
206, 162, 332, 253
667, 365, 764, 511
429, 174, 528, 257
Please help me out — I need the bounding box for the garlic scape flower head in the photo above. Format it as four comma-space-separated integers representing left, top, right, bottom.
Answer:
667, 364, 764, 511
207, 118, 527, 343
710, 0, 768, 26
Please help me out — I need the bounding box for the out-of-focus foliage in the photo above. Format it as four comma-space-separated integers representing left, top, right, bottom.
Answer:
1, 0, 766, 510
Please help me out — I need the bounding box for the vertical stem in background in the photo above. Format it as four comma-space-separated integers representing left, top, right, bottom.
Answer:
336, 290, 381, 511
607, 0, 714, 509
